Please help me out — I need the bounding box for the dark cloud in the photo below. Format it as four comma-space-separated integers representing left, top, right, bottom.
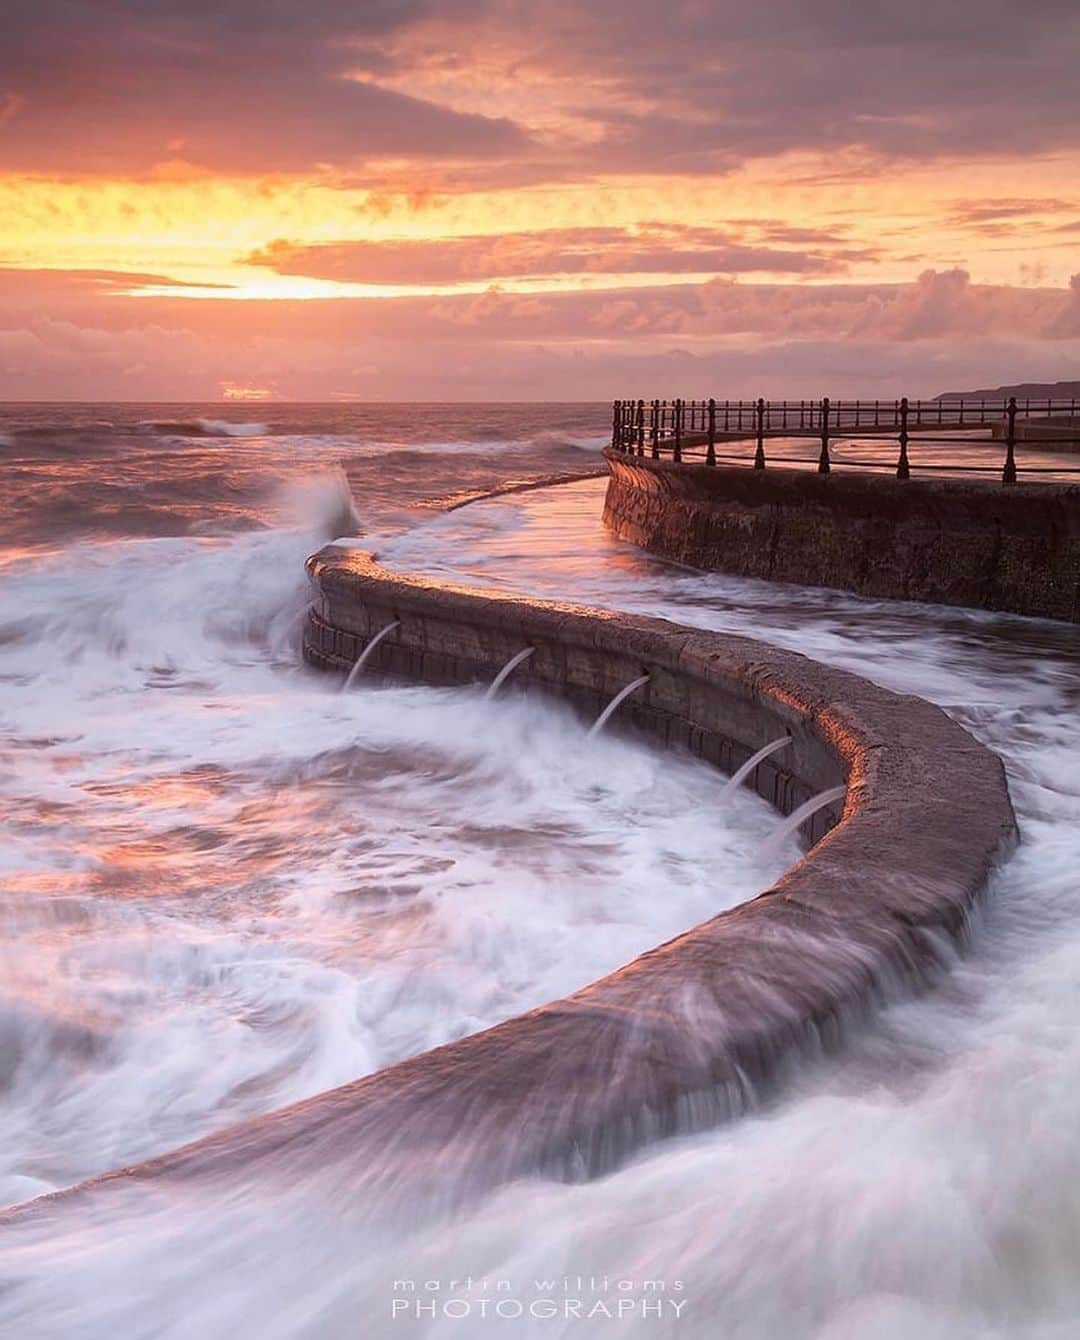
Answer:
360, 0, 1080, 177
245, 224, 867, 284
1, 1, 1077, 177
546, 0, 1080, 166
0, 1, 524, 173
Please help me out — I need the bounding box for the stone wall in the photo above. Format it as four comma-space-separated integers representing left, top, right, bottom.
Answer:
991, 415, 1080, 446
604, 449, 1080, 621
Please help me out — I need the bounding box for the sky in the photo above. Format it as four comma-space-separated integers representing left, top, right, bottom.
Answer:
1, 0, 1078, 401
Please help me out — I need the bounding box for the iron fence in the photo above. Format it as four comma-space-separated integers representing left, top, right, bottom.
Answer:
610, 396, 1080, 483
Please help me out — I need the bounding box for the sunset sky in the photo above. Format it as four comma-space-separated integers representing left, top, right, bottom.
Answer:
1, 0, 1078, 400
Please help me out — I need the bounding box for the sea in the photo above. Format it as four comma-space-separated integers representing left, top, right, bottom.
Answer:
1, 402, 1079, 1338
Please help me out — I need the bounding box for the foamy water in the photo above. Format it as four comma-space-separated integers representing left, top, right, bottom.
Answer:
2, 415, 1078, 1337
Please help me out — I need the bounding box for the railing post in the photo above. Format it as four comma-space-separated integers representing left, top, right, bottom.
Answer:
896, 396, 910, 479
1003, 396, 1018, 484
754, 397, 766, 469
958, 397, 965, 426
818, 397, 831, 474
612, 399, 621, 449
650, 399, 660, 458
706, 397, 717, 467
636, 398, 645, 455
673, 398, 683, 463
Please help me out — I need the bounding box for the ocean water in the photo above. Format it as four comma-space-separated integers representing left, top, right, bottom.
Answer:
1, 405, 1079, 1338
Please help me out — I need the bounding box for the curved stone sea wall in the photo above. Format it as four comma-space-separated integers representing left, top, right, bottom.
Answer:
0, 544, 1017, 1227
604, 448, 1080, 621
295, 547, 1016, 1175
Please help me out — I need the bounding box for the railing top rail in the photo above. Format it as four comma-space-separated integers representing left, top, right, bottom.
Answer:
613, 396, 1079, 411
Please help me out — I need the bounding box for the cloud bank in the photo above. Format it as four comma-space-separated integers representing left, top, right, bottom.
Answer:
2, 268, 1077, 400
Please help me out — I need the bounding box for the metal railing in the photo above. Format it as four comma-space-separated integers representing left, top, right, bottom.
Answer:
610, 396, 1080, 484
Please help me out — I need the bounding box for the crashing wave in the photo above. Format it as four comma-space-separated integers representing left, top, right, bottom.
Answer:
142, 418, 269, 439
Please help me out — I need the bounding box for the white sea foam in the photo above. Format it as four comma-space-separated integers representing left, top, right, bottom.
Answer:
524, 428, 612, 454
194, 417, 268, 437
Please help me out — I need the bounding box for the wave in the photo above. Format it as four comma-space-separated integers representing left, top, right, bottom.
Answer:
531, 428, 612, 453
278, 465, 360, 538
141, 418, 269, 439
3, 420, 122, 442
338, 430, 609, 458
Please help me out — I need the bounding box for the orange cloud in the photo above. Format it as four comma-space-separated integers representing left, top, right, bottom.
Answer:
245, 225, 869, 285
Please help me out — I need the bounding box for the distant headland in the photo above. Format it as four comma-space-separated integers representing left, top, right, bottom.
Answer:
936, 380, 1080, 401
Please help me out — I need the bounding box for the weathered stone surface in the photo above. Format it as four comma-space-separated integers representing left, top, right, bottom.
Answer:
604, 449, 1080, 621
2, 546, 1017, 1230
